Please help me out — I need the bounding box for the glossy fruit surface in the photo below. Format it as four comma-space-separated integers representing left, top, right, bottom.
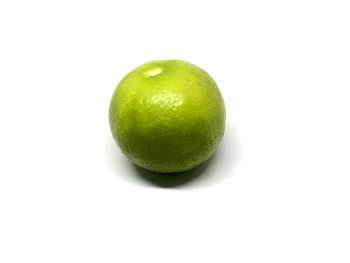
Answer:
109, 60, 225, 173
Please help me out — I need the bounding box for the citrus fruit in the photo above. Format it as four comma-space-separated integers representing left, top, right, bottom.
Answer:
109, 60, 225, 173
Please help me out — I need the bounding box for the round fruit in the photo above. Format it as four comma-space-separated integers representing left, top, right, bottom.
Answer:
109, 60, 225, 173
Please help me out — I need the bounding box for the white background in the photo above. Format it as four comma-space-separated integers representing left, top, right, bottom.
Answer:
0, 0, 349, 262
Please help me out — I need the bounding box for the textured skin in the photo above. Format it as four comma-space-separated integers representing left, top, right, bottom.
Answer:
109, 60, 226, 173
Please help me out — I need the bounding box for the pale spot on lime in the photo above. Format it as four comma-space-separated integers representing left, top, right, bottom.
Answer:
146, 67, 162, 77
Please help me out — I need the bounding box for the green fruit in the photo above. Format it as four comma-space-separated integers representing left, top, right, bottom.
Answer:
109, 60, 225, 173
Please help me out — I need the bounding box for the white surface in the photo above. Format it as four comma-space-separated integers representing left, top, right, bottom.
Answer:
0, 0, 349, 262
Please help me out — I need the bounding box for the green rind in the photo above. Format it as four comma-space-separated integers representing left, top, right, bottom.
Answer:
109, 60, 225, 173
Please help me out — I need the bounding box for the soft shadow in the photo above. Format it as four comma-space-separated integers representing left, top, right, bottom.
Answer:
130, 155, 214, 188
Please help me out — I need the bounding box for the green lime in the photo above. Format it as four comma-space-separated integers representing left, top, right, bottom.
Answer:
109, 60, 225, 173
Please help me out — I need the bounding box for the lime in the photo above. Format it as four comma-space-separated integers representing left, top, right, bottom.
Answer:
109, 60, 225, 173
